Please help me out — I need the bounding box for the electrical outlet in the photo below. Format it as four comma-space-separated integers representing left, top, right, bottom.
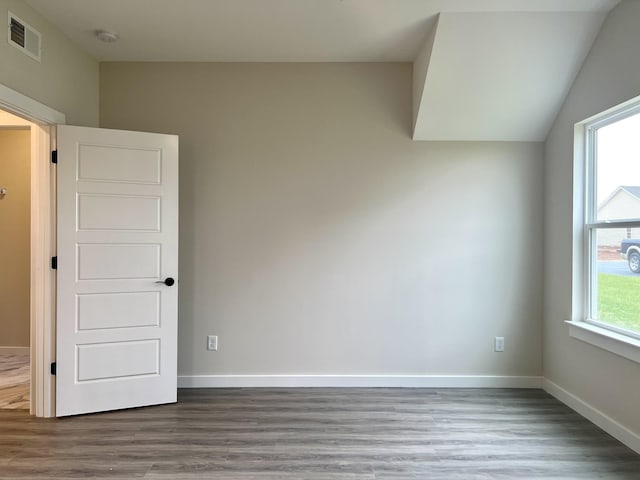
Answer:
207, 335, 218, 351
494, 336, 505, 352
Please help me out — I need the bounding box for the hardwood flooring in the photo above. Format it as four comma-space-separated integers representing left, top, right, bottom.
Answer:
0, 354, 29, 410
1, 388, 639, 479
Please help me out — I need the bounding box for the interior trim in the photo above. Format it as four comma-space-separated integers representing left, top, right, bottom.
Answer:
566, 320, 640, 364
178, 375, 543, 389
543, 378, 640, 455
0, 346, 30, 355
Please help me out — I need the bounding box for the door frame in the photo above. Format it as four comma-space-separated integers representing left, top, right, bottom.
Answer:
0, 83, 65, 417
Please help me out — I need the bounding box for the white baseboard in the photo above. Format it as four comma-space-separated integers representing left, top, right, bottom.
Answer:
543, 378, 640, 455
178, 374, 542, 389
0, 346, 29, 355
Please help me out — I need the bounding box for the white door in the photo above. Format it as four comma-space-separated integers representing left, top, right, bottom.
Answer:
56, 125, 179, 417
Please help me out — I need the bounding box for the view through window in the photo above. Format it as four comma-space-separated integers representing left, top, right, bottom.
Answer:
590, 109, 640, 338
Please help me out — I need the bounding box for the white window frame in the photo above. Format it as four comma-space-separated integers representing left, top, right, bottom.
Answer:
567, 95, 640, 364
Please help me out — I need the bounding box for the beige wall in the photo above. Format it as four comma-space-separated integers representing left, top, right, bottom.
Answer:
101, 62, 543, 378
0, 128, 30, 347
0, 0, 99, 126
545, 0, 640, 438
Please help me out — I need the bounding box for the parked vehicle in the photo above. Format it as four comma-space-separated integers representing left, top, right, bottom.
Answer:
620, 239, 640, 273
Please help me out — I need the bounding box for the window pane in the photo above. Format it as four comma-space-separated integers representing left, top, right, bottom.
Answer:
595, 228, 640, 335
596, 112, 640, 221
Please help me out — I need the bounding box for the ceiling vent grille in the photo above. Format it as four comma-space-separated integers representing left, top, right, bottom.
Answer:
8, 12, 41, 62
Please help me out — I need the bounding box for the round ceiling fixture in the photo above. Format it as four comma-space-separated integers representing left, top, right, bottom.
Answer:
95, 30, 118, 43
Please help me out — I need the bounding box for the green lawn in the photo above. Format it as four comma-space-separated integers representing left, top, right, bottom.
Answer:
597, 273, 640, 334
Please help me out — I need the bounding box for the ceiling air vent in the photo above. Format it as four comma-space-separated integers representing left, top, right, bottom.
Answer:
8, 12, 41, 62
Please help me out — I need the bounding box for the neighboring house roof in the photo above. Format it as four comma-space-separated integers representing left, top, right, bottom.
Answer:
620, 186, 640, 200
598, 186, 640, 210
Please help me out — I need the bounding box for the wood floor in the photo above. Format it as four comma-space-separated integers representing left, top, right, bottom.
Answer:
0, 354, 29, 410
1, 388, 639, 479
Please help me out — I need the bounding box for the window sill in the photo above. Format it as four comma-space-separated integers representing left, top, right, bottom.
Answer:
566, 320, 640, 364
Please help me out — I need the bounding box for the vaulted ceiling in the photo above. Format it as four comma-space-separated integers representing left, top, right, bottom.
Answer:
25, 0, 620, 141
411, 12, 608, 141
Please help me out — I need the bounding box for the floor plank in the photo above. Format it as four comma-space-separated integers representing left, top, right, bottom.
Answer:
0, 354, 29, 410
0, 388, 639, 479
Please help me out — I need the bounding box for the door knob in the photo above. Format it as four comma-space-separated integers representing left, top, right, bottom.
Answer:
156, 277, 175, 286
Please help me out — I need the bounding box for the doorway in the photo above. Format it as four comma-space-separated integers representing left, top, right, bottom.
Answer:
0, 82, 64, 417
0, 110, 33, 409
0, 83, 178, 417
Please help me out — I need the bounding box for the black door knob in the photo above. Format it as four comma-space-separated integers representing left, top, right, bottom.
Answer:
156, 277, 175, 286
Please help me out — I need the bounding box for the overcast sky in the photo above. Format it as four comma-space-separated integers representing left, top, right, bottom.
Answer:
597, 111, 640, 206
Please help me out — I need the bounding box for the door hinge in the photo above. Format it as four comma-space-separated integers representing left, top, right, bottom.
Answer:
51, 150, 57, 164
51, 256, 57, 269
50, 362, 56, 375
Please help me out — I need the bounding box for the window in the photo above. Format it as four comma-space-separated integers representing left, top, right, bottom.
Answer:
583, 100, 640, 341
